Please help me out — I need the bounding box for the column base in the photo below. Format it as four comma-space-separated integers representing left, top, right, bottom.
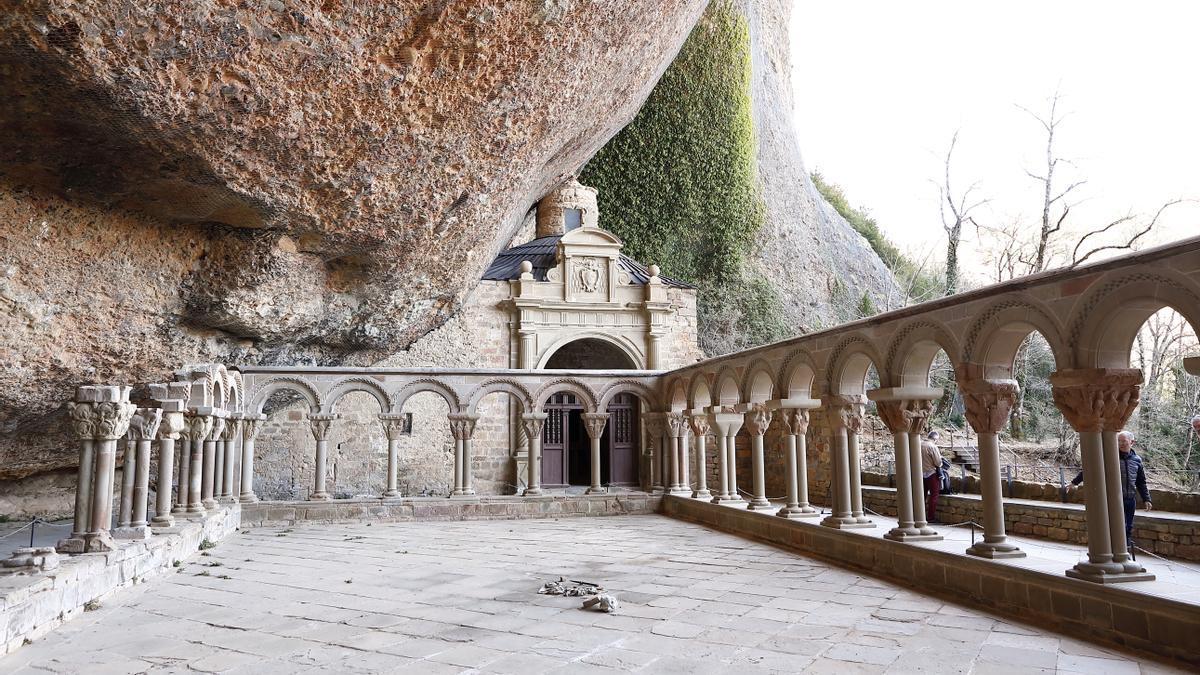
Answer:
112, 526, 151, 541
56, 537, 88, 554
712, 495, 745, 505
184, 505, 207, 517
884, 527, 943, 542
821, 515, 875, 529
692, 489, 713, 500
381, 490, 400, 499
522, 488, 544, 497
747, 499, 774, 511
449, 492, 478, 500
1066, 562, 1155, 584
171, 506, 187, 515
239, 493, 260, 504
667, 487, 691, 496
777, 505, 820, 519
966, 541, 1025, 559
150, 515, 175, 529
202, 499, 219, 510
309, 493, 331, 502
585, 486, 608, 495
218, 496, 238, 505
84, 532, 118, 553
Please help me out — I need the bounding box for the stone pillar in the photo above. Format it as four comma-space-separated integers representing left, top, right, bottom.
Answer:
220, 416, 240, 504
239, 414, 265, 503
114, 408, 161, 540
665, 413, 688, 494
174, 427, 191, 516
874, 397, 941, 541
308, 413, 338, 501
711, 409, 745, 504
844, 403, 872, 525
213, 426, 225, 501
1052, 369, 1153, 583
379, 414, 407, 498
959, 379, 1024, 558
518, 330, 536, 369
151, 393, 185, 529
689, 415, 712, 499
58, 386, 135, 553
582, 413, 609, 494
680, 426, 691, 491
117, 436, 136, 530
712, 424, 730, 502
185, 411, 213, 515
745, 404, 774, 510
449, 413, 479, 497
777, 408, 819, 518
820, 395, 871, 529
522, 413, 548, 496
642, 413, 666, 493
202, 414, 224, 510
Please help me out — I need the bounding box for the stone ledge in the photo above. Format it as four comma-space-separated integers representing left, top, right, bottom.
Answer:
659, 495, 1200, 670
240, 493, 663, 527
0, 506, 240, 656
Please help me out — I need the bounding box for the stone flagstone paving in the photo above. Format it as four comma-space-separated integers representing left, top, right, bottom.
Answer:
3, 515, 1184, 674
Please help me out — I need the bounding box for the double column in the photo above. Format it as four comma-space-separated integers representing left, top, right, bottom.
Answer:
688, 414, 713, 500
308, 413, 338, 501
743, 404, 774, 510
202, 413, 225, 510
641, 413, 667, 493
115, 407, 163, 540
709, 407, 745, 504
582, 412, 610, 495
150, 385, 187, 529
820, 394, 873, 529
871, 388, 942, 542
379, 413, 407, 498
665, 413, 691, 495
218, 415, 241, 504
956, 378, 1024, 557
449, 413, 480, 497
1052, 369, 1153, 583
238, 414, 265, 503
183, 409, 214, 515
522, 412, 549, 496
775, 402, 820, 519
58, 386, 136, 554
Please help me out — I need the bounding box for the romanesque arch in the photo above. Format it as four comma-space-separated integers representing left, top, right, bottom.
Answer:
740, 359, 777, 403
885, 319, 961, 389
324, 376, 392, 414
713, 366, 742, 407
961, 296, 1069, 380
248, 377, 322, 415
1068, 271, 1200, 369
465, 379, 532, 416
687, 372, 713, 410
533, 378, 599, 412
825, 335, 886, 395
393, 379, 464, 416
536, 332, 642, 370
597, 380, 660, 411
778, 350, 818, 399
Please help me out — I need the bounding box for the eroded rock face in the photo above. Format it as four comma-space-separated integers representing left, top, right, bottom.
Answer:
0, 0, 706, 485
737, 0, 900, 328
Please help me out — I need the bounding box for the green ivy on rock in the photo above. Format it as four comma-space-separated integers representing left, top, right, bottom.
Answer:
580, 0, 788, 355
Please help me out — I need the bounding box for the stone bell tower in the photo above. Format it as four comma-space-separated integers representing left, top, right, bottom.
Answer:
536, 177, 599, 237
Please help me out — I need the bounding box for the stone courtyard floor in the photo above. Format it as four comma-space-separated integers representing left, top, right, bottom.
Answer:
3, 516, 1185, 674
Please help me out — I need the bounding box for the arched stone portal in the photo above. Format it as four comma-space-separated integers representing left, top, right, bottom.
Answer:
544, 337, 639, 370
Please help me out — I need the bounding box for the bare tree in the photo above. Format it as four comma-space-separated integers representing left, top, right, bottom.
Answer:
1070, 200, 1184, 267
937, 130, 987, 295
1018, 90, 1086, 273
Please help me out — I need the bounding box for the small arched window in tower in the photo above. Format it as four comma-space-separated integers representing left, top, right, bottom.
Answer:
564, 207, 583, 231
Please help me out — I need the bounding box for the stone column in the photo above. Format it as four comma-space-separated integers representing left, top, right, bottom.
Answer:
680, 426, 691, 491
874, 397, 940, 541
522, 413, 549, 496
448, 413, 479, 497
844, 402, 872, 525
220, 416, 240, 504
185, 412, 213, 515
174, 426, 191, 516
308, 413, 338, 501
820, 395, 869, 529
115, 408, 161, 540
151, 393, 185, 529
213, 424, 225, 501
689, 415, 712, 499
73, 387, 136, 553
711, 408, 745, 504
745, 404, 774, 510
202, 414, 224, 510
777, 408, 819, 518
1052, 369, 1153, 583
642, 413, 666, 493
239, 414, 265, 503
959, 379, 1024, 557
379, 413, 407, 498
117, 436, 137, 531
582, 413, 610, 494
58, 386, 134, 553
665, 413, 688, 494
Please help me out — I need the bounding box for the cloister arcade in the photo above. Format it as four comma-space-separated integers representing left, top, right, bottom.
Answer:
56, 237, 1200, 590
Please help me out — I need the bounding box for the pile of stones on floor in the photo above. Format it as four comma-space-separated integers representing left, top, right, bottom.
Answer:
537, 577, 619, 613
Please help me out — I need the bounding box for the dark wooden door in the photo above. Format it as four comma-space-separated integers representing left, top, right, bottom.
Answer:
607, 394, 639, 486
541, 393, 580, 488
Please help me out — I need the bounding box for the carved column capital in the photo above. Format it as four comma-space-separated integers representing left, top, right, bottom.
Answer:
581, 413, 610, 440
780, 408, 810, 436
126, 408, 163, 442
221, 416, 241, 441
959, 378, 1019, 434
1050, 368, 1142, 433
448, 413, 480, 441
68, 386, 136, 441
241, 414, 266, 441
642, 412, 666, 438
209, 415, 227, 442
665, 412, 688, 438
821, 394, 865, 433
688, 414, 711, 437
378, 413, 408, 441
876, 398, 933, 435
183, 411, 214, 442
744, 404, 773, 436
307, 413, 339, 441
521, 412, 548, 440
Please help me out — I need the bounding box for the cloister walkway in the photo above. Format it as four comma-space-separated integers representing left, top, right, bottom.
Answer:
4, 516, 1183, 675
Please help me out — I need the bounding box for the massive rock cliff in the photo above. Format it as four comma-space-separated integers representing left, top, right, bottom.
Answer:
0, 0, 707, 488
738, 0, 899, 330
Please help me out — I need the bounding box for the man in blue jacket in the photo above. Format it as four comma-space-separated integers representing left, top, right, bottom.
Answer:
1070, 430, 1153, 551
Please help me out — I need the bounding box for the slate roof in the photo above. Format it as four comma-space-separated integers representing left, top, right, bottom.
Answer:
481, 235, 695, 289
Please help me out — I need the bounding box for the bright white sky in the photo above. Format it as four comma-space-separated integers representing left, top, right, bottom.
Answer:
789, 0, 1200, 285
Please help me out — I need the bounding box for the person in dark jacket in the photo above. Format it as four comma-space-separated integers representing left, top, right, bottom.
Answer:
1070, 431, 1153, 549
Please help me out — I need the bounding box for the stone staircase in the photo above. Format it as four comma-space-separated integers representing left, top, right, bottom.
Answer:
945, 444, 980, 472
